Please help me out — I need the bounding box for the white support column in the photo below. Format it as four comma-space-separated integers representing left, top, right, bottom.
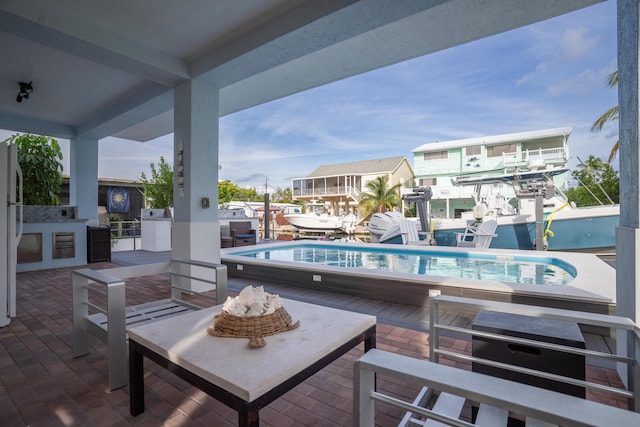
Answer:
69, 137, 99, 225
616, 0, 640, 386
172, 79, 220, 263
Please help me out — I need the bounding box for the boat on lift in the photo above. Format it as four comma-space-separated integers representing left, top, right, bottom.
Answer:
367, 211, 407, 243
437, 166, 619, 252
368, 165, 619, 252
367, 186, 434, 244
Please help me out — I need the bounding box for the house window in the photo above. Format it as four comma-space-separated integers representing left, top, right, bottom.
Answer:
466, 145, 481, 156
419, 178, 437, 186
423, 150, 448, 160
487, 143, 516, 157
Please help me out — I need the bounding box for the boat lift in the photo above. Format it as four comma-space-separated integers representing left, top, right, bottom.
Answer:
513, 178, 557, 250
402, 186, 435, 243
453, 167, 568, 250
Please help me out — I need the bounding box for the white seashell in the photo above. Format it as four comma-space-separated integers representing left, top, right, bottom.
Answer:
254, 286, 267, 304
222, 296, 236, 311
246, 302, 265, 316
237, 286, 256, 307
222, 285, 284, 317
231, 301, 248, 316
269, 295, 282, 309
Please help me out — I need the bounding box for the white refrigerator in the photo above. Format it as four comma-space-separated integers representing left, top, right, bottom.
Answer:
1, 143, 22, 327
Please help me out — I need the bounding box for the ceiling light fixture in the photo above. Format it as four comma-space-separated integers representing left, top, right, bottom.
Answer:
16, 81, 33, 103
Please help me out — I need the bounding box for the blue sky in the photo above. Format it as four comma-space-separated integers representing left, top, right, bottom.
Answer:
2, 1, 619, 192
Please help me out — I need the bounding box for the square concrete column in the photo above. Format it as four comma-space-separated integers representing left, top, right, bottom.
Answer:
616, 0, 640, 390
617, 0, 640, 323
172, 79, 221, 263
69, 137, 99, 225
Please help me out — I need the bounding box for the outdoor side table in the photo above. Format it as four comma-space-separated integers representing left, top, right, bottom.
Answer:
472, 309, 586, 398
128, 298, 376, 426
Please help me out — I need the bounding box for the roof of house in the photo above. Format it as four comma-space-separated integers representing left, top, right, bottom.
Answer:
411, 127, 573, 153
303, 156, 409, 178
62, 175, 144, 187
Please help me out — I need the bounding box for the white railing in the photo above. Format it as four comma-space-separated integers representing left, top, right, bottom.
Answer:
111, 237, 142, 252
503, 147, 568, 168
350, 186, 361, 199
429, 296, 638, 411
294, 185, 361, 199
355, 349, 640, 427
429, 186, 474, 200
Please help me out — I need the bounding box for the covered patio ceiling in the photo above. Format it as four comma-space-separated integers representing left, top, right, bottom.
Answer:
0, 0, 603, 143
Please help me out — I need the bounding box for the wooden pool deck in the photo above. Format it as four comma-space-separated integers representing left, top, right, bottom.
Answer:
111, 249, 469, 333
112, 249, 615, 363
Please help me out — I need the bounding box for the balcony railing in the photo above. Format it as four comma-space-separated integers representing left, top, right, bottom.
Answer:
293, 185, 360, 199
503, 147, 568, 168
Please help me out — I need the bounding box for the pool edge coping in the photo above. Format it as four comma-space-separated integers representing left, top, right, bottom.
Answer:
221, 241, 616, 307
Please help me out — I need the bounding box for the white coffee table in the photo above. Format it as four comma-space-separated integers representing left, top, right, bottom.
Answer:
128, 298, 377, 426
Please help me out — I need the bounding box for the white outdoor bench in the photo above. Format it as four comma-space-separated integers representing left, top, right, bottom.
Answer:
355, 348, 640, 427
354, 295, 640, 426
72, 258, 227, 390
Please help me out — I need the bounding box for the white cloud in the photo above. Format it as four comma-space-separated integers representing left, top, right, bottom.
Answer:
516, 62, 549, 85
545, 62, 617, 97
561, 27, 599, 61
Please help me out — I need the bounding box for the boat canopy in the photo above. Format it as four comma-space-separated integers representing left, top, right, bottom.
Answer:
452, 167, 569, 187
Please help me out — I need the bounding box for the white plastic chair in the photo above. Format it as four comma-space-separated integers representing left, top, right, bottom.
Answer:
455, 219, 497, 248
399, 220, 430, 245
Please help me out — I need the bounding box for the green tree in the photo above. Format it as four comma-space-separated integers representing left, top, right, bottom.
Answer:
141, 159, 281, 207
271, 187, 295, 203
358, 175, 402, 218
3, 134, 63, 205
232, 186, 263, 202
141, 156, 174, 208
218, 180, 236, 206
218, 180, 264, 205
591, 70, 619, 162
565, 155, 619, 207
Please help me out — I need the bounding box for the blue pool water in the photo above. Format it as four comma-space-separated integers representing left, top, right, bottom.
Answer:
230, 243, 576, 286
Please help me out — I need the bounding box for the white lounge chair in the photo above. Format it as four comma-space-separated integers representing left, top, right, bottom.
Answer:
354, 296, 640, 427
72, 259, 228, 390
455, 219, 497, 248
399, 220, 430, 245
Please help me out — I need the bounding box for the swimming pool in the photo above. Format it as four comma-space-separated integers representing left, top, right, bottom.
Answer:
221, 241, 616, 314
231, 243, 576, 286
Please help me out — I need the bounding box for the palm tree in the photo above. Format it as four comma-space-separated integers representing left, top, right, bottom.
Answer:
358, 175, 402, 219
591, 70, 619, 162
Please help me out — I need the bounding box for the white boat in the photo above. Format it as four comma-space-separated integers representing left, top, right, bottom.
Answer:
284, 212, 357, 233
367, 187, 433, 243
370, 166, 619, 252
367, 211, 406, 243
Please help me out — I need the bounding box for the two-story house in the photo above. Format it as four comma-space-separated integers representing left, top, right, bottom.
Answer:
291, 156, 414, 219
411, 128, 571, 219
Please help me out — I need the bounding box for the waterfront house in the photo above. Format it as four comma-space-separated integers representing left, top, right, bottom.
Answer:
411, 128, 571, 219
291, 156, 414, 218
2, 1, 640, 425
